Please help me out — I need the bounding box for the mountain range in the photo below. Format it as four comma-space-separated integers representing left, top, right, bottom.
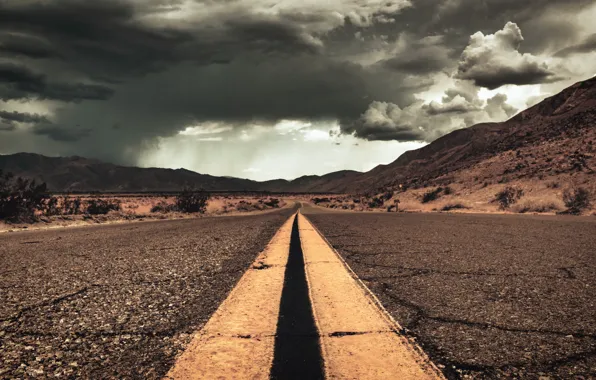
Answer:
1, 76, 594, 194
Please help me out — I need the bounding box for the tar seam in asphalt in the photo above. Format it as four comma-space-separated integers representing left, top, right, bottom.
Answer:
270, 215, 325, 380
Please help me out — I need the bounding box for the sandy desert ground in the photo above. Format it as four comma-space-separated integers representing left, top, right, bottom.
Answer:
0, 194, 290, 233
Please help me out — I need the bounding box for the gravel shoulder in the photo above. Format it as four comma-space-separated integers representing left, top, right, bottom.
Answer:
302, 207, 596, 379
0, 207, 296, 379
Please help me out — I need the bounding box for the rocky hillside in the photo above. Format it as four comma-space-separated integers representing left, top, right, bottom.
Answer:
350, 76, 596, 194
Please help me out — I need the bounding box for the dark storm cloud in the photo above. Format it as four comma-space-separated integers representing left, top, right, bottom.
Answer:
457, 64, 559, 90
0, 110, 50, 124
32, 124, 92, 142
0, 0, 322, 81
555, 33, 596, 57
381, 37, 454, 75
0, 0, 593, 161
0, 33, 56, 59
0, 122, 16, 131
0, 63, 114, 102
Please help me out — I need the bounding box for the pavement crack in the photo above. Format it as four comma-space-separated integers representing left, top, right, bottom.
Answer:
0, 285, 98, 324
381, 288, 596, 339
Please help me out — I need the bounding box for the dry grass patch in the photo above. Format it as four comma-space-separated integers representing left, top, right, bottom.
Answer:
511, 197, 564, 214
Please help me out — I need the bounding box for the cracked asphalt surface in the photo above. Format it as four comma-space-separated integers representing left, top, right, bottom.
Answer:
302, 206, 596, 379
0, 208, 295, 379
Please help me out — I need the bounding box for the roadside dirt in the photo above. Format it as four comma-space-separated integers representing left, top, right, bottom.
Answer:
0, 197, 293, 234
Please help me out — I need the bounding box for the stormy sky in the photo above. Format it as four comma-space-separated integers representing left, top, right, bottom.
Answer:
0, 0, 595, 180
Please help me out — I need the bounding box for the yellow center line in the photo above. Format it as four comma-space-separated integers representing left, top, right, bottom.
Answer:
165, 214, 295, 380
166, 211, 444, 379
298, 212, 445, 380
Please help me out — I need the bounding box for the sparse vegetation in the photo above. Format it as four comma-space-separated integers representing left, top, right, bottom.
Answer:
175, 188, 209, 213
62, 196, 83, 215
367, 196, 385, 208
312, 197, 330, 205
494, 187, 524, 210
422, 187, 444, 203
86, 198, 122, 215
264, 198, 280, 208
441, 203, 469, 211
562, 187, 591, 215
151, 201, 176, 213
512, 199, 562, 214
381, 191, 394, 201
0, 170, 50, 222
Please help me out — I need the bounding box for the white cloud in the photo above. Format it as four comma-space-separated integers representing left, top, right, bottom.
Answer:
456, 22, 559, 89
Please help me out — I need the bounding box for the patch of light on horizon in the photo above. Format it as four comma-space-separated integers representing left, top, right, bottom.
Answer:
478, 84, 543, 110
197, 137, 224, 142
179, 124, 232, 136
274, 119, 312, 135
301, 129, 330, 141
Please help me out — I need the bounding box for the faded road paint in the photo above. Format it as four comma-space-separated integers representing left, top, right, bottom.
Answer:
298, 213, 444, 380
166, 214, 294, 379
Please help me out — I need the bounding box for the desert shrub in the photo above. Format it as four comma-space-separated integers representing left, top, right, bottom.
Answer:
151, 201, 176, 213
264, 198, 280, 208
381, 191, 394, 201
312, 197, 330, 204
562, 188, 591, 215
175, 188, 209, 213
494, 187, 524, 209
63, 196, 83, 215
368, 197, 384, 208
443, 186, 453, 195
441, 203, 469, 211
43, 197, 60, 216
512, 199, 562, 214
422, 187, 443, 203
0, 170, 50, 222
86, 198, 122, 215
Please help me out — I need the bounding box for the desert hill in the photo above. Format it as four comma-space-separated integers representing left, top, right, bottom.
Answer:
0, 152, 360, 193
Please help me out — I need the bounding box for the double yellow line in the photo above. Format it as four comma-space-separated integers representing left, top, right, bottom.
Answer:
166, 212, 443, 379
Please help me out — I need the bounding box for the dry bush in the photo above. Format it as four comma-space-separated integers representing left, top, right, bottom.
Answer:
176, 188, 209, 213
86, 198, 122, 215
151, 201, 176, 213
511, 198, 563, 214
441, 203, 470, 211
421, 187, 444, 203
367, 196, 385, 208
494, 186, 524, 209
0, 170, 50, 222
264, 198, 280, 208
312, 197, 330, 204
62, 196, 83, 215
562, 187, 591, 215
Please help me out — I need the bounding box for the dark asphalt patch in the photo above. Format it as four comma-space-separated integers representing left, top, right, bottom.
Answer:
270, 216, 324, 380
0, 209, 296, 379
303, 209, 596, 379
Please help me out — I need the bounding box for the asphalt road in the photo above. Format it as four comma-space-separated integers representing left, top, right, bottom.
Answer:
302, 205, 596, 379
0, 208, 295, 379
